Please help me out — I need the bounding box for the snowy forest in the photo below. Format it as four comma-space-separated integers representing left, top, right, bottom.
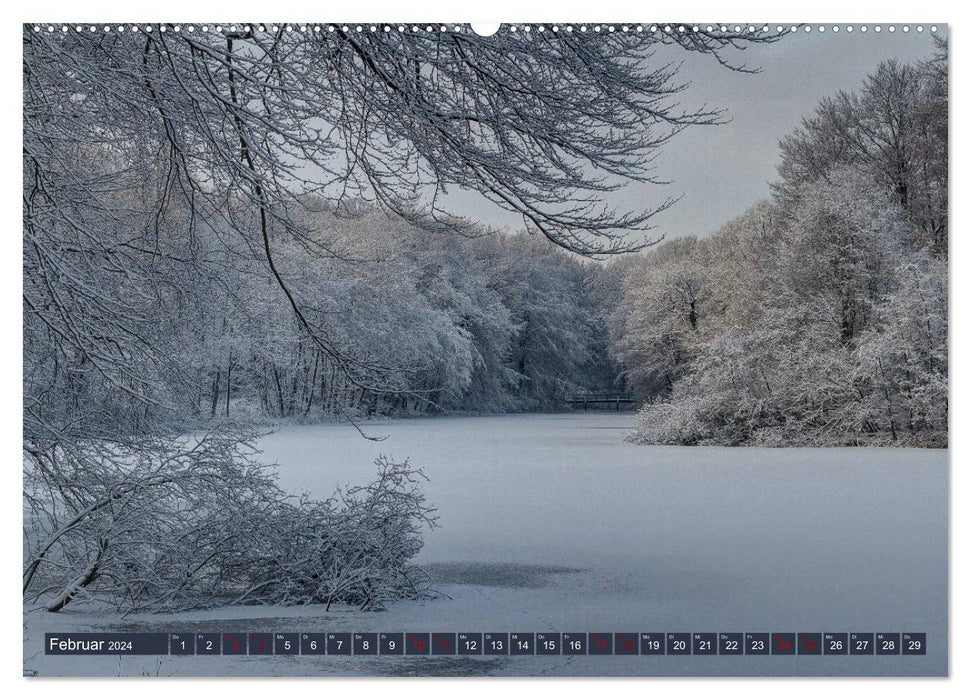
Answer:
23, 24, 946, 619
616, 46, 948, 447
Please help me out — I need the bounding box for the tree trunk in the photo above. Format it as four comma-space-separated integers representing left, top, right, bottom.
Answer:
305, 353, 320, 415
273, 365, 286, 417
225, 361, 232, 417
210, 367, 221, 418
47, 539, 105, 613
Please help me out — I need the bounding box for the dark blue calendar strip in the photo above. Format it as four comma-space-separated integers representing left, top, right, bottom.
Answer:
44, 632, 927, 656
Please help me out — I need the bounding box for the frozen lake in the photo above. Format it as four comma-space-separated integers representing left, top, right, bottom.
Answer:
27, 413, 947, 676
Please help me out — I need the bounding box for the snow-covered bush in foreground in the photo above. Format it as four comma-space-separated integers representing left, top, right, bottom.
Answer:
23, 435, 437, 614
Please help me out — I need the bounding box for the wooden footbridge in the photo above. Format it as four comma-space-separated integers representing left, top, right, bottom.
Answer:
565, 393, 637, 411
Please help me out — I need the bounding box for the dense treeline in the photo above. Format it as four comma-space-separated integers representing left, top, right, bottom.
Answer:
611, 45, 947, 447
27, 194, 621, 436
177, 211, 621, 421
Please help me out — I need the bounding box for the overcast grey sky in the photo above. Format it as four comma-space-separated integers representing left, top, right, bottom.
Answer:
446, 27, 945, 242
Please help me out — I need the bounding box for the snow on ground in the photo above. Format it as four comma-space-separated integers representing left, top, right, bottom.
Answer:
25, 413, 947, 676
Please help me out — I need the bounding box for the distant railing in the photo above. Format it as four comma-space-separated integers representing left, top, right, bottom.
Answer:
564, 393, 638, 411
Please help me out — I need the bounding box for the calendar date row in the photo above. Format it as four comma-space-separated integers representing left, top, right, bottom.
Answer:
46, 632, 926, 656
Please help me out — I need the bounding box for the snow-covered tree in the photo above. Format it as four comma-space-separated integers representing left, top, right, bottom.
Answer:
775, 42, 948, 256
610, 238, 708, 397
626, 167, 945, 447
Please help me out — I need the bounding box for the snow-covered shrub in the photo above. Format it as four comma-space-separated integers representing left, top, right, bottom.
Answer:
223, 455, 439, 611
23, 436, 437, 614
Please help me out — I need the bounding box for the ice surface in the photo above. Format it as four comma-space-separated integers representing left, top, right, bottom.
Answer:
25, 413, 947, 676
